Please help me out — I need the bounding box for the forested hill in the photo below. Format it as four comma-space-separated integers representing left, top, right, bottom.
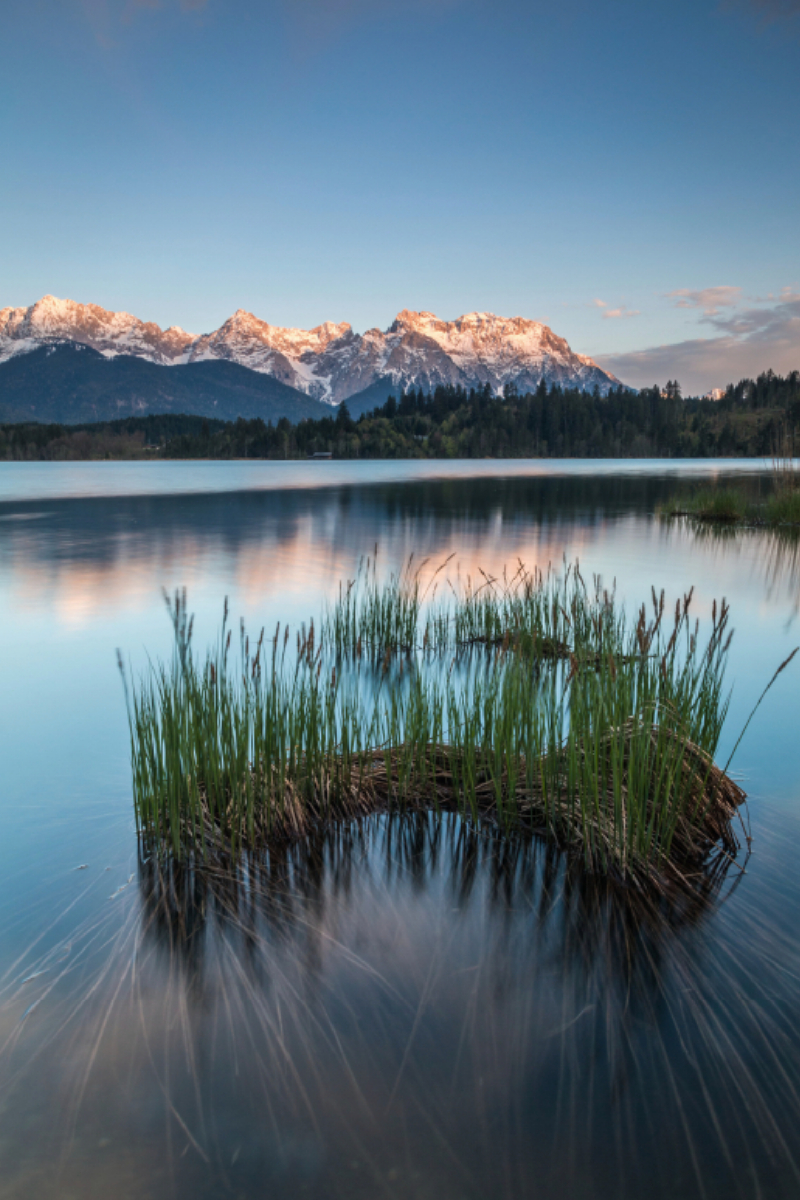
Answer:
1, 371, 798, 461
0, 343, 332, 426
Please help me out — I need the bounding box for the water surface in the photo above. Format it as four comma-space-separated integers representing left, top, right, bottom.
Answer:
0, 460, 798, 1199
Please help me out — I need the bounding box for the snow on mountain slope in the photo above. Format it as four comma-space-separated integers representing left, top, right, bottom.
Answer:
184, 310, 352, 400
379, 310, 618, 393
0, 295, 194, 365
0, 296, 624, 400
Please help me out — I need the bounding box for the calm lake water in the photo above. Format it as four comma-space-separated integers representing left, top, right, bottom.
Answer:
0, 459, 798, 1200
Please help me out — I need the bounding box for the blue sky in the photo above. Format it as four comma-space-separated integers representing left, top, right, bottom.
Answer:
1, 0, 798, 391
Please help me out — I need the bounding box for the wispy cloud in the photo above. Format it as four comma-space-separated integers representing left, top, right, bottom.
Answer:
77, 0, 114, 47
79, 0, 208, 45
734, 0, 800, 18
596, 288, 800, 393
602, 306, 640, 320
592, 298, 639, 319
279, 0, 464, 58
126, 0, 210, 13
667, 285, 741, 316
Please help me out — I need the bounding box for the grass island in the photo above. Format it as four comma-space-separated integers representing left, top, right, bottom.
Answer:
120, 560, 795, 901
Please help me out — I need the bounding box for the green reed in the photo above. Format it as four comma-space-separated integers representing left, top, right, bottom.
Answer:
324, 554, 424, 656
326, 556, 620, 660
119, 564, 772, 892
660, 488, 748, 522
660, 443, 800, 528
765, 490, 800, 525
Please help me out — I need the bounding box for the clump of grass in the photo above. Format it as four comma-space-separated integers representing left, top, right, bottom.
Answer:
119, 567, 795, 897
660, 488, 747, 522
662, 438, 800, 528
324, 552, 455, 657
326, 556, 421, 656
447, 561, 583, 658
766, 430, 800, 524
772, 428, 799, 493
764, 490, 800, 525
328, 557, 618, 664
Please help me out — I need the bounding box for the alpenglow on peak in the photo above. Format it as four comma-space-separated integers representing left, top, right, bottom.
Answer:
0, 297, 623, 403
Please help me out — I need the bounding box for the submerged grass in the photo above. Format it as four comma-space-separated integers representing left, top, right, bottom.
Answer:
120, 562, 796, 896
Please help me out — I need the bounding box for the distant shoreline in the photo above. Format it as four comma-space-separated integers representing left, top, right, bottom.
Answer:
2, 369, 798, 463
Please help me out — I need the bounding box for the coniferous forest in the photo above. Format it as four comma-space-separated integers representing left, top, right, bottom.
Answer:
1, 371, 798, 461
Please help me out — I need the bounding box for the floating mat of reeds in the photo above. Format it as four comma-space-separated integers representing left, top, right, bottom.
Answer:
121, 563, 794, 897
172, 722, 745, 894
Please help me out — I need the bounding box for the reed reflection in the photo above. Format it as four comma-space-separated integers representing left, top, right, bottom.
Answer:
2, 820, 798, 1196
126, 814, 780, 1200
137, 813, 744, 1017
683, 521, 800, 620
1, 465, 798, 1200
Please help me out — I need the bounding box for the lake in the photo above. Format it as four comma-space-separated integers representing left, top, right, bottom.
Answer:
0, 459, 798, 1200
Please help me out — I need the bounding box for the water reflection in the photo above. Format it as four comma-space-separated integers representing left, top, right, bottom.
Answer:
141, 811, 760, 1094
680, 520, 800, 622
3, 815, 798, 1200
1, 471, 798, 625
1, 464, 799, 1200
130, 815, 792, 1200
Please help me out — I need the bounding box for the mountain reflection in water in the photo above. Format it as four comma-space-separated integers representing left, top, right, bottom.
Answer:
0, 462, 799, 1200
1, 471, 797, 629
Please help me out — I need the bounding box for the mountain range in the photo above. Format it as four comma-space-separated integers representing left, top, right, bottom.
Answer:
0, 295, 624, 425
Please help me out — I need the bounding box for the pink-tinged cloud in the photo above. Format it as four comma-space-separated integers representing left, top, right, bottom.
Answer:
596, 291, 800, 394
667, 286, 741, 317
602, 307, 640, 321
593, 298, 639, 319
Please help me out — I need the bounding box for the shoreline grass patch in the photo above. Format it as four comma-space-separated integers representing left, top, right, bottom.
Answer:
119, 563, 797, 897
660, 488, 748, 523
660, 442, 800, 527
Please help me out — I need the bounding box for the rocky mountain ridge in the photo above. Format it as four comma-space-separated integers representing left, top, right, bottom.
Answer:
0, 295, 624, 402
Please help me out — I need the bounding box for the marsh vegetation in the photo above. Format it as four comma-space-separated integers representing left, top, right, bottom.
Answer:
660, 436, 800, 526
119, 559, 789, 898
5, 461, 800, 1200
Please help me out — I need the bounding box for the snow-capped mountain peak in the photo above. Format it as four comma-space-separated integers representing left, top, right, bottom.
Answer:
0, 295, 196, 365
0, 296, 623, 402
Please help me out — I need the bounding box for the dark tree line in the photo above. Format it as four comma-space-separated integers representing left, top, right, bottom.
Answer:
2, 371, 798, 461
